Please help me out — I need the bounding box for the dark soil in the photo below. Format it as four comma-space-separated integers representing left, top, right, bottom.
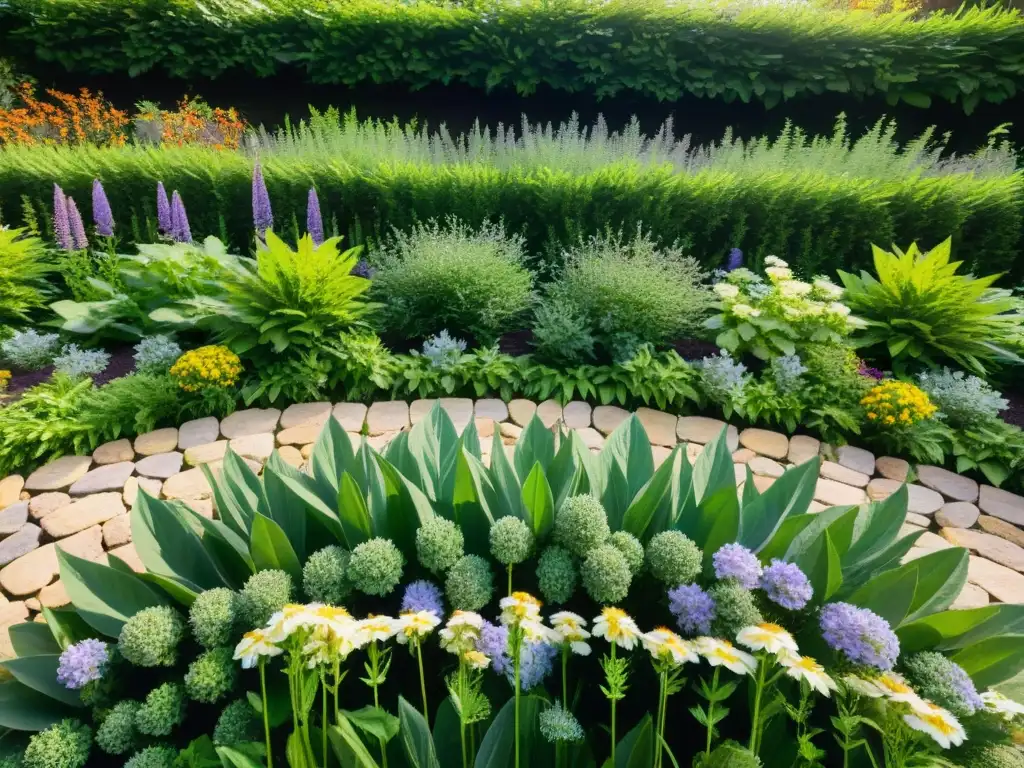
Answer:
1000, 387, 1024, 429
4, 346, 136, 397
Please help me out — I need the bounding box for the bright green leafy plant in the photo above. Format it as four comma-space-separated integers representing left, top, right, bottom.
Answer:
0, 226, 51, 323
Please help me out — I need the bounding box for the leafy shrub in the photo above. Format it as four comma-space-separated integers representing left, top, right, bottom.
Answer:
839, 238, 1023, 376
421, 330, 467, 370
52, 343, 110, 379
0, 226, 51, 322
537, 228, 713, 364
1, 328, 60, 370
531, 301, 596, 365
133, 335, 182, 375
371, 218, 532, 343
917, 368, 1008, 428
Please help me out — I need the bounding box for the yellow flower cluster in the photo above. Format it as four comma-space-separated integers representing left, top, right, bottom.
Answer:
169, 345, 243, 392
861, 380, 937, 427
0, 370, 10, 393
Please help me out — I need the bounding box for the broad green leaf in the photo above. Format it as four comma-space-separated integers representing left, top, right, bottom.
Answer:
514, 415, 555, 482
398, 695, 440, 768
0, 679, 74, 730
903, 547, 969, 624
474, 695, 551, 767
690, 428, 734, 506
338, 471, 374, 548
41, 607, 99, 650
847, 565, 918, 628
952, 634, 1024, 690
842, 486, 908, 568
649, 448, 696, 539
738, 458, 818, 552
897, 604, 1024, 653
344, 705, 400, 743
488, 430, 523, 521
260, 457, 308, 561
216, 745, 266, 768
107, 554, 200, 606
621, 446, 678, 541
461, 419, 482, 459
600, 415, 655, 515
0, 654, 83, 707
7, 622, 60, 657
249, 513, 302, 582
329, 719, 382, 768
798, 530, 843, 606
758, 515, 818, 563
521, 462, 554, 540
310, 417, 356, 507
614, 713, 654, 768
378, 454, 440, 561
261, 459, 343, 542
58, 549, 170, 637
452, 448, 496, 556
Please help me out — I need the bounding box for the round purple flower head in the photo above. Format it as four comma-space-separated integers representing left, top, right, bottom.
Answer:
819, 602, 899, 671
712, 543, 762, 589
947, 660, 984, 714
401, 580, 444, 618
667, 583, 717, 636
760, 559, 813, 610
476, 620, 510, 675
516, 640, 557, 690
57, 638, 109, 689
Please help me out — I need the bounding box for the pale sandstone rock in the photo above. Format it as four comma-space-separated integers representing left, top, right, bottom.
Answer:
536, 400, 563, 428
184, 441, 228, 466
280, 402, 331, 430
637, 408, 678, 447
906, 512, 931, 528
38, 580, 70, 608
967, 556, 1024, 604
593, 406, 630, 435
0, 602, 29, 657
866, 479, 944, 515
178, 417, 220, 450
575, 428, 605, 451
652, 446, 672, 470
748, 457, 785, 478
935, 502, 980, 530
731, 449, 756, 464
409, 399, 438, 425
278, 446, 303, 468
499, 423, 522, 444
229, 433, 275, 462
28, 493, 69, 520
0, 524, 41, 566
300, 444, 315, 460
102, 514, 132, 548
440, 399, 474, 433
951, 582, 990, 610
220, 409, 281, 439
123, 476, 161, 507
474, 399, 509, 423
0, 503, 28, 536
917, 465, 979, 503
978, 485, 1024, 527
685, 443, 703, 464
819, 461, 870, 488
739, 428, 789, 460
162, 467, 213, 500
941, 528, 1024, 573
109, 543, 144, 572
916, 531, 954, 551
875, 456, 910, 482
135, 452, 183, 479
752, 475, 776, 493
677, 416, 733, 446
92, 439, 134, 465
562, 401, 592, 429
0, 526, 104, 596
366, 401, 410, 435
41, 493, 124, 538
332, 403, 368, 432
813, 478, 867, 506
134, 428, 179, 456
787, 435, 820, 466
507, 400, 537, 426
808, 501, 827, 514
474, 418, 495, 439
184, 499, 214, 518
367, 432, 399, 451
0, 476, 25, 509
277, 424, 322, 446
24, 456, 92, 492
836, 445, 875, 477
977, 515, 1024, 549
69, 461, 135, 495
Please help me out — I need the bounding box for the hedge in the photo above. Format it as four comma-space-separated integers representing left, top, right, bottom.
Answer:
1, 143, 1022, 278
1, 0, 1023, 111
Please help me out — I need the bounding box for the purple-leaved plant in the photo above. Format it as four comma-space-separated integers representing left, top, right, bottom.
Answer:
91, 179, 114, 236
252, 161, 273, 237
156, 181, 172, 236
67, 197, 88, 250
170, 191, 192, 244
53, 184, 72, 250
307, 187, 324, 245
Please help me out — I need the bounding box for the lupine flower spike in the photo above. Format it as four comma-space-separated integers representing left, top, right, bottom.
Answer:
52, 183, 72, 250
307, 187, 324, 246
92, 179, 114, 236
67, 197, 88, 250
252, 160, 273, 237
170, 191, 192, 244
156, 181, 172, 236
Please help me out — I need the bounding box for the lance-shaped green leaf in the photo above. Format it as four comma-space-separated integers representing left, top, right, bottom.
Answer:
599, 415, 655, 525
377, 454, 438, 562
7, 623, 61, 657
204, 447, 264, 536
796, 529, 843, 606
547, 431, 596, 512
309, 417, 356, 508
841, 485, 909, 568
329, 718, 382, 768
452, 448, 496, 556
488, 429, 523, 521
621, 446, 679, 541
691, 428, 735, 506
0, 678, 75, 731
521, 462, 554, 541
397, 695, 440, 768
896, 604, 1023, 653
107, 554, 199, 606
0, 655, 83, 707
474, 695, 551, 767
249, 513, 302, 582
738, 457, 818, 552
260, 455, 342, 542
338, 471, 374, 548
846, 565, 918, 628
952, 634, 1024, 690
461, 418, 482, 459
902, 547, 969, 624
514, 415, 555, 482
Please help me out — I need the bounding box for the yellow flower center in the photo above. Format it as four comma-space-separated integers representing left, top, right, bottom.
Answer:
878, 675, 911, 694
759, 623, 786, 634
922, 712, 956, 736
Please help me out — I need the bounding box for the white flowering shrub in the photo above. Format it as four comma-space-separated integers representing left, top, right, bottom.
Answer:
420, 330, 467, 370
133, 335, 183, 375
0, 329, 61, 370
705, 257, 859, 360
917, 368, 1009, 427
52, 343, 110, 379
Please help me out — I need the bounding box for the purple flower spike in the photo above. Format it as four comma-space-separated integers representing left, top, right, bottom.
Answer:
307, 187, 324, 246
726, 248, 743, 271
57, 639, 109, 689
67, 197, 88, 250
53, 184, 72, 251
252, 161, 273, 237
170, 191, 192, 244
401, 580, 444, 617
91, 179, 114, 236
156, 181, 172, 236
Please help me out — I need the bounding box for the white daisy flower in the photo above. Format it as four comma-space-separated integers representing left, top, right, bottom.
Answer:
765, 256, 789, 268
903, 701, 966, 749
355, 615, 400, 646
981, 690, 1024, 720
778, 653, 837, 698
233, 629, 283, 669
396, 610, 442, 645
642, 628, 698, 668
736, 623, 799, 656
873, 672, 921, 705
592, 608, 641, 651
842, 675, 884, 699
439, 611, 484, 654
550, 611, 592, 656
765, 266, 793, 281
265, 603, 316, 642
500, 592, 543, 627
463, 650, 491, 670
695, 637, 757, 676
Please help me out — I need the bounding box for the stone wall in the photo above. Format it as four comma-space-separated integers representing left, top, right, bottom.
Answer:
2, 397, 1023, 657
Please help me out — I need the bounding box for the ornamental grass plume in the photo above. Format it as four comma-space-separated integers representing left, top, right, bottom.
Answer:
67, 196, 88, 250
52, 183, 72, 250
156, 181, 171, 235
252, 160, 273, 237
307, 187, 324, 245
91, 178, 114, 236
170, 190, 191, 244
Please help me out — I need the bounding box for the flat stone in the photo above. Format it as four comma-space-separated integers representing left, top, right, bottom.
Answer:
280, 402, 331, 430
977, 515, 1024, 549
875, 456, 910, 482
123, 476, 161, 507
536, 400, 563, 428
951, 582, 990, 610
41, 493, 125, 538
917, 465, 979, 503
184, 498, 214, 518
942, 528, 1024, 573
0, 602, 29, 657
902, 546, 935, 564
24, 456, 92, 492
102, 514, 132, 548
499, 423, 522, 444
507, 399, 537, 427
474, 418, 495, 439
0, 476, 25, 509
814, 477, 867, 506
38, 580, 70, 608
652, 446, 672, 469
918, 531, 955, 551
300, 444, 315, 460
220, 409, 280, 439
739, 428, 788, 460
367, 431, 398, 451
0, 503, 29, 536
968, 555, 1024, 604
178, 417, 220, 450
332, 403, 367, 432
808, 501, 827, 513
866, 479, 944, 515
562, 401, 592, 429
787, 435, 820, 466
474, 399, 509, 423
935, 502, 980, 529
108, 543, 144, 572
162, 467, 213, 500
734, 464, 748, 485
575, 427, 605, 451
637, 408, 678, 447
134, 428, 179, 456
686, 443, 703, 464
732, 448, 757, 463
753, 475, 776, 493
0, 526, 104, 596
229, 433, 275, 462
978, 485, 1024, 527
593, 406, 630, 435
906, 512, 931, 527
278, 446, 303, 468
677, 417, 738, 451
184, 440, 228, 466
837, 445, 875, 477
135, 452, 183, 479
277, 424, 322, 446
28, 493, 70, 520
440, 399, 474, 433
366, 401, 410, 435
0, 524, 42, 567
92, 439, 134, 465
69, 462, 134, 496
820, 461, 870, 488
409, 399, 437, 425
749, 456, 785, 478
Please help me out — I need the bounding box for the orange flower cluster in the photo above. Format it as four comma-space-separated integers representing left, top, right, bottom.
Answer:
139, 97, 246, 150
0, 84, 128, 147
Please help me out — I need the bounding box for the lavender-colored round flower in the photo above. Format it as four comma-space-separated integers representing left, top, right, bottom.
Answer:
712, 543, 762, 589
476, 620, 510, 675
668, 583, 717, 636
819, 602, 899, 671
156, 182, 172, 236
401, 580, 444, 617
306, 188, 324, 246
53, 184, 72, 251
515, 640, 557, 690
92, 179, 114, 236
760, 559, 813, 610
57, 639, 109, 689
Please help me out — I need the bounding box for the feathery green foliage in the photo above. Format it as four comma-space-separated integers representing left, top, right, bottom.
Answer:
0, 227, 51, 323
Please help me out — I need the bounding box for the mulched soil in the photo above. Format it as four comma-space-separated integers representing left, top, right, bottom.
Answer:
3, 347, 136, 398
1000, 387, 1024, 429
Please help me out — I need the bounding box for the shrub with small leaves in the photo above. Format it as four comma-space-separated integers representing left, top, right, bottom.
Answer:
554, 495, 609, 557
189, 587, 238, 648
1, 329, 60, 370
22, 719, 91, 768
239, 569, 293, 627
609, 531, 644, 576
124, 746, 178, 768
303, 545, 352, 604
185, 646, 238, 703
580, 544, 632, 604
117, 606, 185, 667
133, 335, 182, 375
416, 517, 464, 574
536, 545, 578, 605
645, 531, 702, 587
135, 683, 186, 737
95, 700, 138, 755
214, 699, 260, 746
52, 343, 110, 379
348, 538, 405, 596
489, 516, 534, 565
917, 368, 1009, 428
445, 554, 494, 611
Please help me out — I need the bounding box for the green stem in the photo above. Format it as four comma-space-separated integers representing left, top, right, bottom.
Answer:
458, 664, 468, 768
333, 658, 341, 725
561, 648, 568, 708
507, 563, 513, 597
749, 653, 767, 753
370, 643, 389, 768
655, 671, 667, 768
259, 661, 272, 768
609, 644, 617, 767
705, 668, 720, 757
320, 667, 328, 768
513, 629, 522, 768
416, 639, 430, 726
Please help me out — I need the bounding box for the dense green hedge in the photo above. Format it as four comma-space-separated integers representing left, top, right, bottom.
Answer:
1, 143, 1022, 277
2, 0, 1024, 110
